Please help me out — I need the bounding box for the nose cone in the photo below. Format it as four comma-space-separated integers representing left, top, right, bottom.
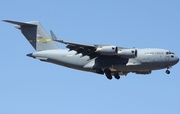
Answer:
176, 56, 179, 64
173, 55, 179, 65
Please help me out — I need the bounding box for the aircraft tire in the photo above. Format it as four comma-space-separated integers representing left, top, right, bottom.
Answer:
114, 75, 120, 79
114, 72, 120, 79
104, 69, 112, 80
166, 70, 170, 74
106, 74, 112, 80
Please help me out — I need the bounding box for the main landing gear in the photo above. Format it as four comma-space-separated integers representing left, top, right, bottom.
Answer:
104, 69, 112, 80
114, 72, 120, 79
95, 68, 121, 80
104, 69, 120, 80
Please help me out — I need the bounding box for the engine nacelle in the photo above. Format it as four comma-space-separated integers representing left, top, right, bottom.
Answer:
134, 70, 151, 74
96, 46, 118, 55
117, 49, 137, 58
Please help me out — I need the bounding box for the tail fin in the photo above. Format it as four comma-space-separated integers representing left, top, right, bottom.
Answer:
3, 20, 59, 51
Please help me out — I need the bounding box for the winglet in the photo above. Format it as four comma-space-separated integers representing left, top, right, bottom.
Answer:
50, 30, 95, 47
50, 30, 65, 43
50, 30, 58, 40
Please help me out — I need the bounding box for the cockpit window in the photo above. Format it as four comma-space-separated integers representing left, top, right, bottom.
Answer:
166, 51, 174, 55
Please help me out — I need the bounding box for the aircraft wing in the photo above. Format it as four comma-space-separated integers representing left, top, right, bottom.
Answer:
50, 30, 137, 59
50, 30, 99, 58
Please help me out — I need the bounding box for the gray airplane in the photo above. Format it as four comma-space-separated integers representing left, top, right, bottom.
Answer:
3, 20, 179, 80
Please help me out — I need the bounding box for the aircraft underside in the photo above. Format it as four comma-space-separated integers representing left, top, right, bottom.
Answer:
42, 57, 170, 80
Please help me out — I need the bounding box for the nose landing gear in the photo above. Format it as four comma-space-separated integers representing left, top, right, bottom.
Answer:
166, 66, 171, 74
166, 70, 170, 74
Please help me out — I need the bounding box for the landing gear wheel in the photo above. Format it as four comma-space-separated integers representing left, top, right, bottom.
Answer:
114, 72, 120, 79
166, 70, 170, 74
104, 69, 112, 80
114, 75, 120, 79
106, 74, 112, 80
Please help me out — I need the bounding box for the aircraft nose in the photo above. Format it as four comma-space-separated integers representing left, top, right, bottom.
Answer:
173, 55, 179, 65
170, 54, 179, 66
176, 56, 179, 64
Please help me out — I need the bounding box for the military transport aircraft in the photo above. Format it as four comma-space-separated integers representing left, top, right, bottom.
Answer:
3, 20, 179, 80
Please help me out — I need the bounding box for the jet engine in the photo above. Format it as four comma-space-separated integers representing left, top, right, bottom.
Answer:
134, 70, 151, 74
96, 46, 137, 58
96, 46, 118, 55
117, 49, 137, 58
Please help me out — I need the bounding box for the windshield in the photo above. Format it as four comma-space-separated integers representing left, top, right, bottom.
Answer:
166, 51, 174, 54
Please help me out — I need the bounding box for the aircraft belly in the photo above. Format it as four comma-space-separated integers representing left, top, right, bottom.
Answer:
49, 54, 90, 69
32, 49, 90, 69
84, 57, 144, 71
31, 49, 170, 73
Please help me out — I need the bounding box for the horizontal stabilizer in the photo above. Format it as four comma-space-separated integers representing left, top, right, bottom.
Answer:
2, 20, 36, 26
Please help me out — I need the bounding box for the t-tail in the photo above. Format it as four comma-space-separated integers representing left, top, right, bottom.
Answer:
3, 20, 59, 51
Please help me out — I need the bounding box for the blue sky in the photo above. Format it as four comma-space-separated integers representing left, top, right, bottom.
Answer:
0, 0, 180, 114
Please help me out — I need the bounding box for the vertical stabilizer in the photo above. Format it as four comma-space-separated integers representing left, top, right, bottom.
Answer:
3, 20, 59, 51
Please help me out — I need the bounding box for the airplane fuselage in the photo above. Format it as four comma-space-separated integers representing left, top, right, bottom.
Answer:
29, 48, 179, 75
